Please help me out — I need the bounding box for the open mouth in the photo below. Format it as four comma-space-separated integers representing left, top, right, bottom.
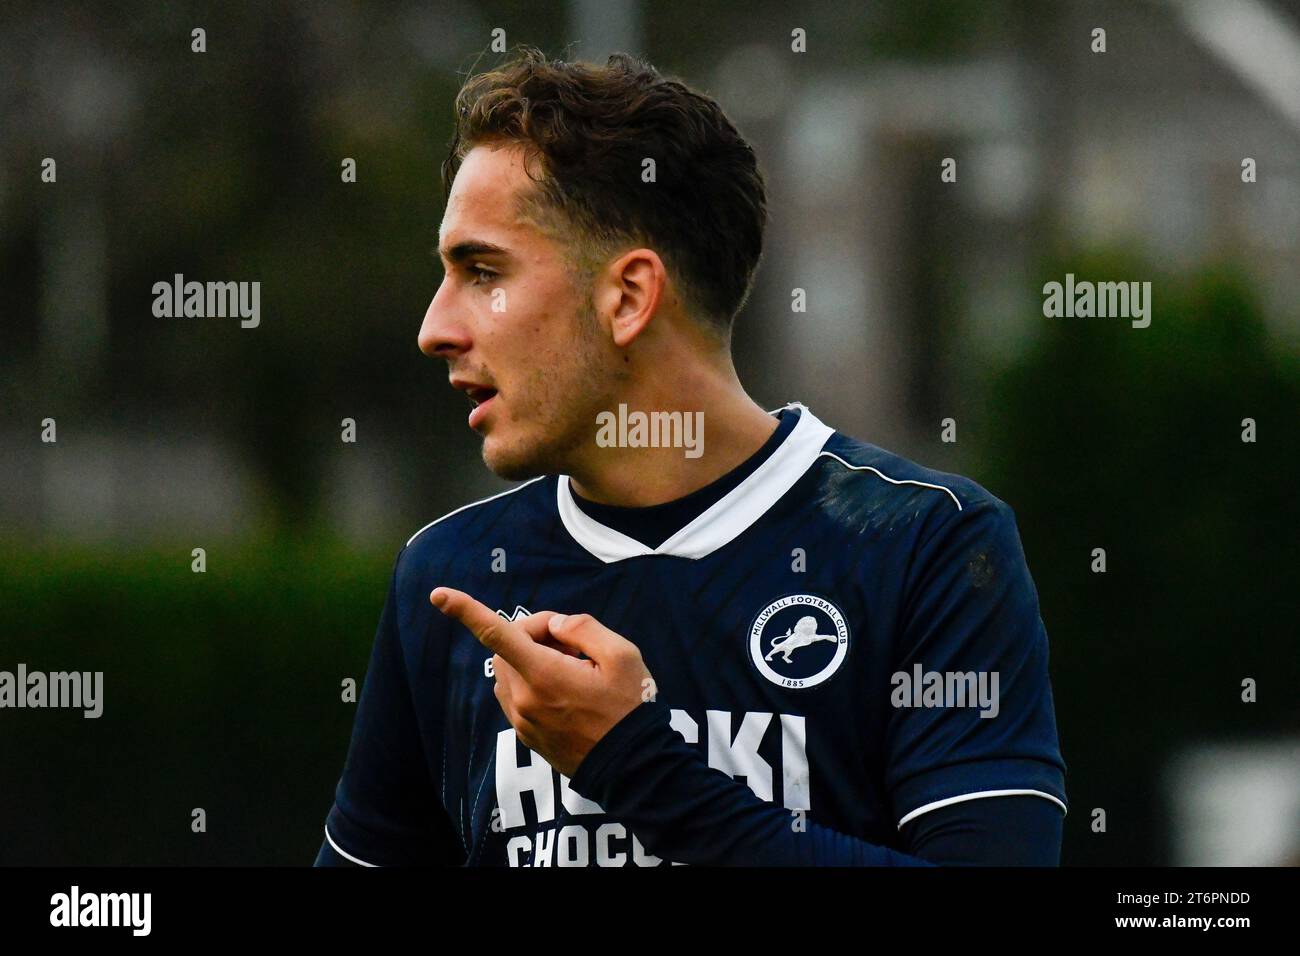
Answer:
466, 387, 498, 428
466, 386, 497, 408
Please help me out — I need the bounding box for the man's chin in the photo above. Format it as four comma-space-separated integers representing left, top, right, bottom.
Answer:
481, 439, 550, 482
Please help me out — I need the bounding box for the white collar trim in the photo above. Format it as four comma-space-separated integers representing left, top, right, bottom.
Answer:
556, 402, 835, 563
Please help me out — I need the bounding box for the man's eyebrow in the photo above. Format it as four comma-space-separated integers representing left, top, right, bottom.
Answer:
439, 240, 512, 264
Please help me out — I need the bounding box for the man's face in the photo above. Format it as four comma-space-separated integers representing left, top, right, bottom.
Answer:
419, 143, 616, 479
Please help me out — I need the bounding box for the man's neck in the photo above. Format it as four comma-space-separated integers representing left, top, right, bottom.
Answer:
567, 375, 779, 508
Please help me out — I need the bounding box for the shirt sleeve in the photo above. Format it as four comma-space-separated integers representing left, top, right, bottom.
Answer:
901, 794, 1063, 865
886, 498, 1068, 829
568, 700, 1064, 866
569, 699, 930, 865
315, 550, 463, 866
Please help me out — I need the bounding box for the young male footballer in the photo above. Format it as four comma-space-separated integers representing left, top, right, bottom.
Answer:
315, 47, 1067, 867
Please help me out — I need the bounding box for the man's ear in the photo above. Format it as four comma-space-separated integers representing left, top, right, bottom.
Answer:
600, 249, 665, 349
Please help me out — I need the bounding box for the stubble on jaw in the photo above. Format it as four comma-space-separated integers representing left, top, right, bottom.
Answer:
477, 180, 628, 480
482, 287, 615, 481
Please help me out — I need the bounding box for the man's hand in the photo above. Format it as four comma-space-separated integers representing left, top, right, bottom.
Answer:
430, 587, 654, 776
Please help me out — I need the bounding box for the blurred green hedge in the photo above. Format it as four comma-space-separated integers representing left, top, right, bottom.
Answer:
0, 540, 392, 865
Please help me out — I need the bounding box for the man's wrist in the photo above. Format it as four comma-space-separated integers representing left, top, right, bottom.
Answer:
569, 699, 672, 799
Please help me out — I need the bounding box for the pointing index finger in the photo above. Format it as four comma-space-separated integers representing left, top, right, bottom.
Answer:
431, 587, 548, 676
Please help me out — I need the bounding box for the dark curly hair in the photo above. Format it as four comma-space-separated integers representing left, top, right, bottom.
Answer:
442, 46, 768, 335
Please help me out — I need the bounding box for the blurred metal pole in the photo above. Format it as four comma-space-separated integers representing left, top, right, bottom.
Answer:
567, 0, 643, 61
39, 188, 108, 401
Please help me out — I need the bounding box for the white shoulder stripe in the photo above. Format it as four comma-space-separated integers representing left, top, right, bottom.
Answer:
405, 476, 548, 547
324, 823, 378, 867
817, 451, 963, 512
897, 789, 1067, 829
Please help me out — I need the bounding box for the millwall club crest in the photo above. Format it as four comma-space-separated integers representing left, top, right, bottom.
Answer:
749, 595, 850, 689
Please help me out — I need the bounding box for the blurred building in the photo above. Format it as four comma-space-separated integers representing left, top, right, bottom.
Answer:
2, 0, 1297, 545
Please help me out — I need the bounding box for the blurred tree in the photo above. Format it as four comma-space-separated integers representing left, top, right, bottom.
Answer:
978, 252, 1300, 864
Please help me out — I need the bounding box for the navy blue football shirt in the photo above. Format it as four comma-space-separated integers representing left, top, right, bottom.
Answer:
317, 403, 1067, 866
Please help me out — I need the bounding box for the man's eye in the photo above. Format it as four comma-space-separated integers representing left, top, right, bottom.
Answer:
468, 266, 498, 286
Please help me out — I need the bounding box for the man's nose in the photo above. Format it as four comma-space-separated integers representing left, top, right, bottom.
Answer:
417, 280, 471, 359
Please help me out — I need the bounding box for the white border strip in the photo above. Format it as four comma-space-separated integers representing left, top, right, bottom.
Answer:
406, 476, 547, 547
817, 451, 963, 512
324, 824, 378, 867
897, 788, 1067, 829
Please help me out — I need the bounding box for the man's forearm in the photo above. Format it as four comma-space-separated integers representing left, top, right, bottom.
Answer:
568, 700, 933, 866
